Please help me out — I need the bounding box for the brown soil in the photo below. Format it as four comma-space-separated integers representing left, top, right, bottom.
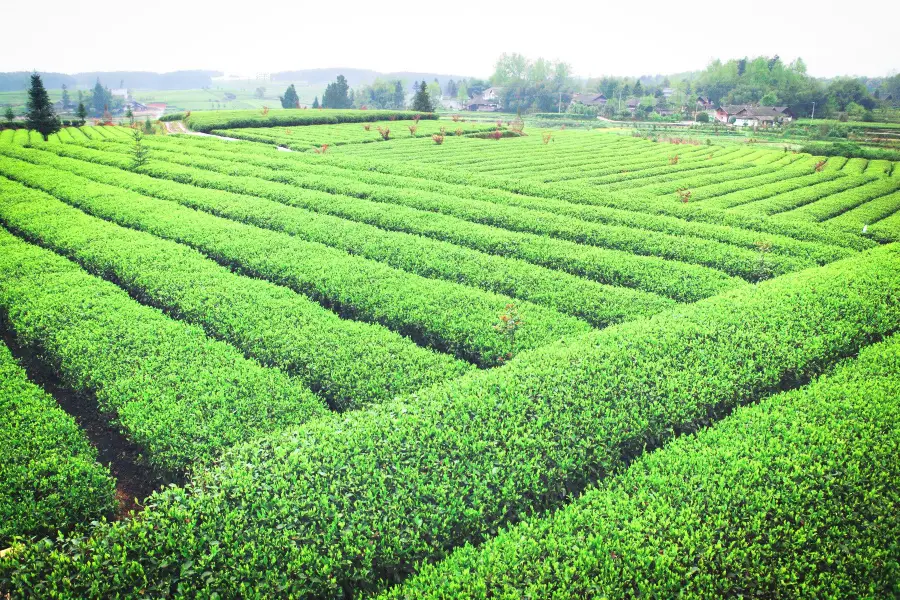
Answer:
1, 329, 164, 520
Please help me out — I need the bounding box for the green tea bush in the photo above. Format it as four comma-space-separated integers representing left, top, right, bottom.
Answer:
0, 228, 327, 473
0, 155, 591, 366
3, 244, 898, 597
0, 178, 472, 410
2, 143, 738, 303
185, 109, 437, 132
385, 333, 900, 599
0, 343, 116, 547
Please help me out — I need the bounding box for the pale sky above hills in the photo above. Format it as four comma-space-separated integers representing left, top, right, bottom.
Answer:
4, 0, 898, 79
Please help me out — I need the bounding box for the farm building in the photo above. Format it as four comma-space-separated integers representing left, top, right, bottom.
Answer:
696, 96, 714, 109
482, 87, 503, 101
466, 94, 501, 112
570, 92, 608, 108
715, 105, 794, 126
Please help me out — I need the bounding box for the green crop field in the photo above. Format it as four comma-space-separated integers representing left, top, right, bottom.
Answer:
1, 111, 899, 598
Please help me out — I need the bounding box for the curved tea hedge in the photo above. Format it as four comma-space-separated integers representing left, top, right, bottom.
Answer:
185, 108, 437, 132
2, 244, 898, 598
0, 177, 472, 411
0, 144, 674, 327
0, 228, 326, 474
0, 342, 116, 548
0, 155, 591, 367
4, 143, 739, 303
385, 334, 900, 599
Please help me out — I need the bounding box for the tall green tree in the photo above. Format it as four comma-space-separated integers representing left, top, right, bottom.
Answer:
25, 73, 60, 140
76, 102, 87, 125
90, 79, 110, 117
322, 75, 351, 109
61, 84, 71, 109
279, 84, 299, 108
312, 96, 320, 109
412, 81, 435, 112
393, 80, 405, 109
3, 107, 14, 125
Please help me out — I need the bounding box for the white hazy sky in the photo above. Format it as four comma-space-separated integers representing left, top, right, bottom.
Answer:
3, 0, 898, 79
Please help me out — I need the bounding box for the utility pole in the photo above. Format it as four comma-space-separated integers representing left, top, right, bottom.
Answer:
811, 101, 816, 119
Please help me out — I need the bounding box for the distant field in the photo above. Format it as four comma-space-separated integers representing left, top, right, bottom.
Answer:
1, 119, 899, 597
213, 119, 498, 149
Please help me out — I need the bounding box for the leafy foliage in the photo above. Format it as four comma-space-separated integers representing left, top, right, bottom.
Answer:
0, 342, 115, 547
2, 244, 898, 597
387, 333, 900, 599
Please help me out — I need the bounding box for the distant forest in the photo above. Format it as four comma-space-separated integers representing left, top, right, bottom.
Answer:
0, 71, 222, 92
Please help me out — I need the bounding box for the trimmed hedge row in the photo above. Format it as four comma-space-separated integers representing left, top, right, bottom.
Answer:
826, 190, 900, 234
124, 135, 853, 265
0, 227, 326, 473
869, 209, 900, 243
385, 334, 900, 599
61, 141, 800, 281
0, 145, 672, 328
730, 176, 875, 216
588, 150, 766, 190
210, 121, 496, 149
175, 130, 871, 251
185, 108, 437, 132
0, 177, 472, 411
776, 177, 900, 222
2, 244, 898, 597
690, 165, 842, 205
607, 153, 790, 192
158, 112, 185, 122
264, 147, 872, 250
0, 342, 116, 548
0, 156, 590, 366
13, 142, 740, 303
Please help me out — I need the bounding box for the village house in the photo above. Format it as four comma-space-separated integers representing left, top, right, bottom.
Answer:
570, 92, 608, 108
715, 105, 794, 126
696, 96, 714, 109
466, 94, 501, 112
123, 99, 150, 112
482, 87, 503, 101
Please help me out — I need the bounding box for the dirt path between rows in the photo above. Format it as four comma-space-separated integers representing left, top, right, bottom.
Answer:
1, 329, 165, 521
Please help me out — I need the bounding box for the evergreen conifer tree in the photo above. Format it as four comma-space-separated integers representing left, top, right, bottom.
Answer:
312, 96, 320, 109
280, 84, 299, 109
393, 81, 405, 108
61, 84, 71, 109
412, 81, 435, 112
3, 107, 14, 125
25, 73, 60, 140
90, 79, 109, 117
76, 102, 87, 125
323, 75, 351, 109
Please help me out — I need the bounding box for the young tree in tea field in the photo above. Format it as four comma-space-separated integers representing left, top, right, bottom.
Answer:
75, 102, 87, 125
3, 107, 14, 125
312, 96, 320, 109
280, 84, 299, 109
412, 81, 435, 112
129, 128, 149, 170
25, 73, 60, 141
